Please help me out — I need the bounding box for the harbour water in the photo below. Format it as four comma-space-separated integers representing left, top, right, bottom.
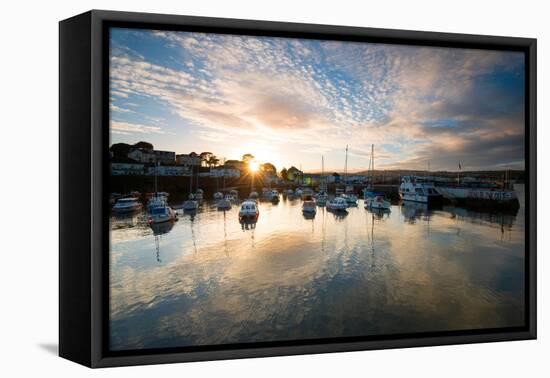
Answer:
109, 185, 525, 351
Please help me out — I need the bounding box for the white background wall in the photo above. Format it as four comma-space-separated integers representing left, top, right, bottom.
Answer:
0, 0, 547, 376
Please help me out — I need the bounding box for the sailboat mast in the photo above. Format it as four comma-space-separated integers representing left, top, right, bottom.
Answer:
344, 145, 348, 182
371, 144, 374, 185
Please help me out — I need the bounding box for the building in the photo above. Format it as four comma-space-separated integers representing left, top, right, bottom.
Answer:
128, 148, 175, 164
176, 153, 202, 167
111, 163, 145, 176
147, 165, 188, 176
153, 150, 176, 165
210, 167, 241, 178
225, 160, 247, 171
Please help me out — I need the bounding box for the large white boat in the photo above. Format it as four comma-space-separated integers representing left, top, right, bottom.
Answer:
399, 176, 443, 204
434, 182, 519, 209
327, 197, 348, 211
112, 197, 143, 214
239, 200, 259, 220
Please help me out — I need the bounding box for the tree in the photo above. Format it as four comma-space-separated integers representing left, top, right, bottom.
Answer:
242, 153, 255, 164
133, 141, 154, 150
199, 152, 213, 167
110, 143, 132, 159
280, 167, 288, 181
207, 155, 220, 167
261, 162, 277, 176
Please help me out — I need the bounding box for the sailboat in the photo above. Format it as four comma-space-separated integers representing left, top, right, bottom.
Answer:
147, 163, 178, 224
183, 165, 198, 211
341, 145, 357, 206
316, 155, 328, 206
217, 159, 231, 210
364, 144, 391, 211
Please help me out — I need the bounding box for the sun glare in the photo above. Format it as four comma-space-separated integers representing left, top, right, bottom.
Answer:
249, 161, 260, 173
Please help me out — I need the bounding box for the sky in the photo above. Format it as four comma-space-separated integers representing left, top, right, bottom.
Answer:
109, 27, 525, 172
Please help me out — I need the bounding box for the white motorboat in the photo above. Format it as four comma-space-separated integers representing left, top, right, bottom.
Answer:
365, 194, 391, 210
399, 176, 443, 204
363, 145, 391, 211
301, 188, 314, 200
239, 200, 259, 220
302, 200, 317, 214
341, 193, 358, 206
148, 202, 178, 224
327, 197, 348, 211
112, 197, 143, 214
316, 190, 328, 205
217, 198, 231, 210
213, 191, 224, 200
193, 188, 204, 200
182, 199, 198, 211
269, 189, 280, 202
228, 189, 239, 201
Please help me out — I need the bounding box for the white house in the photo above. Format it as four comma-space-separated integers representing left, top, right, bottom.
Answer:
176, 153, 202, 167
147, 165, 188, 176
111, 163, 145, 176
128, 148, 175, 164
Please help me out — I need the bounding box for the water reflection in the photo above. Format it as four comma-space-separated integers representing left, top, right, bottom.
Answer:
110, 185, 526, 351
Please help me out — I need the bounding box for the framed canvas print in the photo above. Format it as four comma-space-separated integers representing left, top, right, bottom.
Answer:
59, 10, 537, 368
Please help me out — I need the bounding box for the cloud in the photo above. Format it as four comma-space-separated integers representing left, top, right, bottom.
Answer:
109, 28, 525, 171
110, 120, 165, 135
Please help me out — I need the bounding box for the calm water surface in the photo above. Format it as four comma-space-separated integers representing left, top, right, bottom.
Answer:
109, 185, 525, 351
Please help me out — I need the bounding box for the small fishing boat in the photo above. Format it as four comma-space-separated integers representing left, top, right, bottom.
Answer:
327, 197, 348, 211
363, 145, 391, 211
193, 188, 204, 201
229, 189, 239, 201
112, 197, 143, 214
302, 200, 317, 214
213, 191, 224, 200
148, 201, 178, 224
182, 199, 198, 211
316, 191, 328, 205
341, 193, 358, 206
365, 193, 391, 210
270, 189, 280, 203
239, 200, 259, 220
301, 188, 314, 200
217, 198, 231, 210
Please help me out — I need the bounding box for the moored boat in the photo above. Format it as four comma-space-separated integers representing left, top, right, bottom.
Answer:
434, 182, 519, 210
182, 199, 198, 211
365, 193, 391, 210
239, 200, 259, 220
213, 191, 224, 200
399, 176, 443, 204
112, 197, 143, 214
302, 200, 317, 214
327, 197, 348, 211
217, 198, 232, 210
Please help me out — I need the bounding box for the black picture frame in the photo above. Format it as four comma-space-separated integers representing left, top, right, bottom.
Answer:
59, 9, 537, 368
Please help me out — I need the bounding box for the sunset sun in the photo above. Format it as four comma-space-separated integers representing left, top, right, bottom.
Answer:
248, 160, 260, 173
